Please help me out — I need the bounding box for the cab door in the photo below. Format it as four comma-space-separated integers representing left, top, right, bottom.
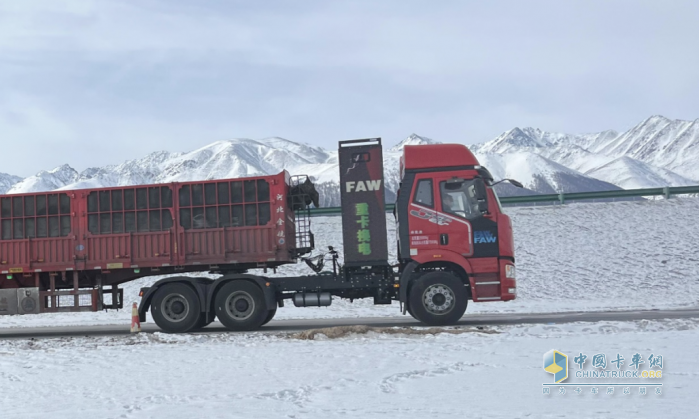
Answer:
405, 174, 440, 257
435, 176, 474, 257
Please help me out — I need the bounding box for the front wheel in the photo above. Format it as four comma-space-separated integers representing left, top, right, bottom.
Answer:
408, 272, 468, 326
261, 307, 277, 326
214, 281, 268, 331
151, 283, 202, 333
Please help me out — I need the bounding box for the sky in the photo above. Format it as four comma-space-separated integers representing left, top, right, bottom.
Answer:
1, 0, 698, 177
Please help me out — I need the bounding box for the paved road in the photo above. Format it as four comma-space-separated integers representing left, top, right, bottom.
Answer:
1, 308, 697, 339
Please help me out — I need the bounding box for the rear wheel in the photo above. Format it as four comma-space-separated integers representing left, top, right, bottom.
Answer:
151, 283, 201, 333
194, 312, 214, 330
408, 272, 468, 326
215, 281, 268, 331
261, 307, 277, 326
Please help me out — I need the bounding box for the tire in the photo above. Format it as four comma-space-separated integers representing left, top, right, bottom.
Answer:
151, 283, 201, 333
214, 281, 268, 331
261, 307, 277, 326
194, 312, 214, 330
408, 272, 468, 326
407, 304, 416, 319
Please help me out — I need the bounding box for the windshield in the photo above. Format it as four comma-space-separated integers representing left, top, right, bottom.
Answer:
439, 180, 480, 219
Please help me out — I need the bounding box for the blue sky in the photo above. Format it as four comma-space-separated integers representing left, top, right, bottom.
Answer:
1, 0, 698, 176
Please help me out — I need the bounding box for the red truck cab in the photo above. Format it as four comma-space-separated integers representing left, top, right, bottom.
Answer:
395, 144, 516, 311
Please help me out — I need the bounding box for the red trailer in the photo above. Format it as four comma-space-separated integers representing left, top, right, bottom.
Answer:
0, 171, 311, 314
0, 138, 519, 333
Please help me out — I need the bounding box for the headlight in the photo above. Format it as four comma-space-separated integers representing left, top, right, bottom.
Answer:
505, 264, 516, 279
508, 287, 517, 295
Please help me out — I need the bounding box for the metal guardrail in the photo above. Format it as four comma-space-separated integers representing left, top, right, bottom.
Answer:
308, 185, 699, 216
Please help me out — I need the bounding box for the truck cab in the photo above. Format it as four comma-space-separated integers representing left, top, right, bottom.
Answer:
395, 144, 516, 322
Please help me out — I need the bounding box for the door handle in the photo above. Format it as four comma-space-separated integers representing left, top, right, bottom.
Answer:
440, 234, 449, 245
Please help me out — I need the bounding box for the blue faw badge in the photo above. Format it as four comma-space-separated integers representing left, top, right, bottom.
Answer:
544, 350, 568, 383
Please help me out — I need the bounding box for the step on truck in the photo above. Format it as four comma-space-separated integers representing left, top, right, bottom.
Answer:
0, 138, 519, 332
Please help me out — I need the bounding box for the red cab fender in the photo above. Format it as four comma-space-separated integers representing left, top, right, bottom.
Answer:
398, 249, 475, 306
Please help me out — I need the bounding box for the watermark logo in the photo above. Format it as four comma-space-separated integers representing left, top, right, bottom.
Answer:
543, 349, 568, 383
542, 350, 664, 396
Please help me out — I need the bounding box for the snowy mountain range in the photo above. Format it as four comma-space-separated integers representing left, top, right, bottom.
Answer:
470, 115, 699, 190
1, 115, 697, 206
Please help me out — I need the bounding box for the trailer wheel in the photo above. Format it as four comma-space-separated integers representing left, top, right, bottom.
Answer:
194, 313, 213, 330
215, 281, 268, 331
151, 283, 201, 333
261, 307, 277, 326
408, 272, 467, 326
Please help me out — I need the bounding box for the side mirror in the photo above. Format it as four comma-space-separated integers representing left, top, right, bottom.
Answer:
478, 201, 489, 213
509, 179, 524, 188
473, 178, 489, 213
490, 178, 524, 188
474, 178, 487, 200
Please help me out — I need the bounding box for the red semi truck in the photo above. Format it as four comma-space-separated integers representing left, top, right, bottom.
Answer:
0, 138, 518, 332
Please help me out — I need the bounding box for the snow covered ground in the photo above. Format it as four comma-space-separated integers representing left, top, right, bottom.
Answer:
2, 199, 697, 418
1, 198, 698, 329
0, 318, 695, 418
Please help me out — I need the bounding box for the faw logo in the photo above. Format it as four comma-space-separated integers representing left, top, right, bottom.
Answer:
474, 230, 497, 244
345, 180, 382, 193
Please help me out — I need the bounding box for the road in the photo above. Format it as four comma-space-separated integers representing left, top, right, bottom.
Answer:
0, 308, 697, 339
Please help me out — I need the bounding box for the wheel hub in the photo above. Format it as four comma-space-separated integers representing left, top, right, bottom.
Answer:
432, 293, 446, 306
162, 294, 190, 322
235, 299, 250, 312
422, 284, 455, 315
226, 291, 255, 320
172, 301, 185, 314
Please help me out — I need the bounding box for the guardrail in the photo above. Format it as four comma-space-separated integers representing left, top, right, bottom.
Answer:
308, 185, 699, 216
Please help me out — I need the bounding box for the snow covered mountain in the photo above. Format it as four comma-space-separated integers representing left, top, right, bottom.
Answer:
475, 152, 620, 194
1, 115, 697, 204
9, 138, 332, 190
0, 172, 23, 195
584, 156, 696, 190
389, 133, 438, 151
391, 133, 620, 193
6, 135, 433, 206
6, 138, 347, 205
472, 116, 699, 190
594, 115, 699, 180
8, 165, 80, 194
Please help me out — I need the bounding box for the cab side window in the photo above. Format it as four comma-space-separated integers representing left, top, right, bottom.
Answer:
413, 179, 433, 207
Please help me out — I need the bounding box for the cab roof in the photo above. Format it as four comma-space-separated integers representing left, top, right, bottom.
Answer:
401, 144, 480, 171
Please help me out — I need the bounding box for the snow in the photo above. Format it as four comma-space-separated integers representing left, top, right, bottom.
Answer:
0, 172, 22, 194
0, 318, 695, 418
584, 157, 696, 189
473, 115, 699, 188
475, 151, 620, 194
2, 195, 697, 418
600, 116, 699, 181
1, 197, 698, 329
6, 138, 334, 194
388, 133, 437, 151
8, 164, 79, 194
